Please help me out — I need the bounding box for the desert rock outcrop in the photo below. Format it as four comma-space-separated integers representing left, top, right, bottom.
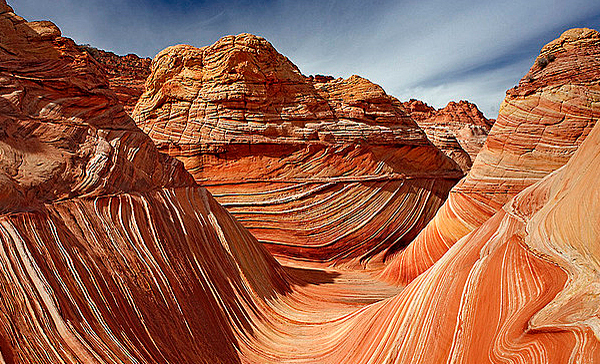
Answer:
133, 34, 464, 265
402, 99, 494, 171
78, 45, 152, 114
0, 3, 193, 215
382, 28, 600, 285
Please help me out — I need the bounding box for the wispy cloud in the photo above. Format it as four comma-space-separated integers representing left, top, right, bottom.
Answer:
10, 0, 600, 117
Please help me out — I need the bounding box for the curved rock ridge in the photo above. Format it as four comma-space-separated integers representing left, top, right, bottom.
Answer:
287, 109, 600, 363
402, 99, 494, 171
78, 45, 152, 115
0, 3, 194, 214
133, 33, 463, 265
0, 5, 297, 363
382, 27, 600, 285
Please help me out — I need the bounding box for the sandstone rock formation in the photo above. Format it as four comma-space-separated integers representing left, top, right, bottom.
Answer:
133, 34, 464, 265
402, 99, 494, 171
382, 28, 600, 285
3, 2, 600, 362
299, 110, 600, 363
0, 3, 193, 215
78, 45, 152, 114
0, 3, 291, 362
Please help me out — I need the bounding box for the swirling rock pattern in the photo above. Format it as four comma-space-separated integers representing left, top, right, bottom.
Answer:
2, 3, 600, 362
382, 28, 600, 285
0, 2, 194, 215
290, 114, 600, 362
133, 34, 463, 265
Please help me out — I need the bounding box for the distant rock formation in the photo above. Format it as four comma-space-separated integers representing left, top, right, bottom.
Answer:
78, 45, 151, 114
382, 28, 600, 285
133, 33, 464, 265
402, 99, 494, 172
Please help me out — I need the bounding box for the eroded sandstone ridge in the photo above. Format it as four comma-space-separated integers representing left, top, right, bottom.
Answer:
0, 3, 193, 214
78, 45, 152, 114
402, 99, 494, 172
2, 1, 600, 362
133, 34, 463, 265
382, 28, 600, 285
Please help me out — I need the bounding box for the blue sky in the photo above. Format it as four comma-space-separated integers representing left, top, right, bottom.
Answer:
10, 0, 600, 117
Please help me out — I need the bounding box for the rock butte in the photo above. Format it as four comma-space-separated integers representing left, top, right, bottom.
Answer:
79, 45, 152, 115
401, 99, 494, 172
132, 34, 464, 265
2, 1, 600, 363
381, 27, 600, 285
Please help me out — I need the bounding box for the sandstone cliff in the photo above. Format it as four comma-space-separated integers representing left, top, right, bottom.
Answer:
133, 34, 464, 265
382, 28, 600, 285
78, 45, 151, 114
402, 99, 494, 171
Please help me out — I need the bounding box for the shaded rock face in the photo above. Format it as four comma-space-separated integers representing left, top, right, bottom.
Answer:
382, 28, 600, 285
0, 3, 194, 214
402, 99, 494, 172
0, 4, 291, 363
78, 45, 152, 114
133, 33, 464, 265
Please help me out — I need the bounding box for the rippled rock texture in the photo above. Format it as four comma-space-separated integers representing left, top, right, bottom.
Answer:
382, 28, 600, 285
133, 34, 463, 265
310, 108, 600, 363
2, 1, 600, 362
0, 3, 290, 363
402, 99, 494, 172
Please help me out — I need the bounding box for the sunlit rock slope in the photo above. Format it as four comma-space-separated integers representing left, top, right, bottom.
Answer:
382, 28, 600, 285
133, 34, 464, 265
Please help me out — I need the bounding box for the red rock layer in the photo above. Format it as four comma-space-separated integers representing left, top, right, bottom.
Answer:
78, 45, 152, 115
133, 34, 463, 265
402, 99, 494, 170
0, 4, 291, 363
0, 3, 196, 216
382, 28, 600, 285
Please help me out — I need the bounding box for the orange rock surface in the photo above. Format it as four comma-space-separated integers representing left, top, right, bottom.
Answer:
382, 28, 600, 285
133, 34, 464, 265
78, 46, 152, 115
402, 99, 494, 171
2, 1, 600, 362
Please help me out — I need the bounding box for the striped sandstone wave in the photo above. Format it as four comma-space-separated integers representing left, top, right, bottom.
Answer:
382, 28, 600, 285
133, 35, 463, 265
